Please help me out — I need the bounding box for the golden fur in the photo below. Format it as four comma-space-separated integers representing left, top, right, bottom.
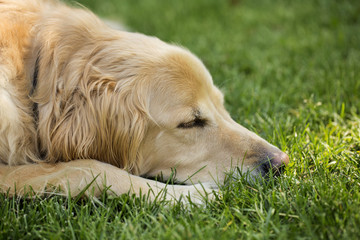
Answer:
0, 0, 289, 202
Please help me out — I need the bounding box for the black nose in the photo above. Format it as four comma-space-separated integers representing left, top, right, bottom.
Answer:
260, 152, 289, 176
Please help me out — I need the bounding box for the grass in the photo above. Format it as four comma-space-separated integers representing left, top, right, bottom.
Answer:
1, 0, 360, 239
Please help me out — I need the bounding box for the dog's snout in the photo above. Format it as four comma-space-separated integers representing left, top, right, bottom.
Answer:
260, 152, 289, 176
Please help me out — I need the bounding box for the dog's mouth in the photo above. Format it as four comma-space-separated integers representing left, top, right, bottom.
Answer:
258, 160, 287, 177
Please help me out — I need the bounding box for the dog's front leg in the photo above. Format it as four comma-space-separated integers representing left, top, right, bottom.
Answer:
0, 159, 213, 203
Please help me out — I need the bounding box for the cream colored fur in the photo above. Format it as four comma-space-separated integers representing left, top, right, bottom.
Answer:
0, 0, 288, 203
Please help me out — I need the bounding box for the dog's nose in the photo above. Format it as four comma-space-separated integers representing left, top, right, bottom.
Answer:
271, 152, 289, 168
260, 152, 289, 176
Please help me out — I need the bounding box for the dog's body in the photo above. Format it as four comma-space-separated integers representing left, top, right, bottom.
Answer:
0, 0, 288, 202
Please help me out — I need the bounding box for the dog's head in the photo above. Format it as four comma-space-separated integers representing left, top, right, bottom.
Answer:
134, 45, 289, 184
34, 15, 288, 185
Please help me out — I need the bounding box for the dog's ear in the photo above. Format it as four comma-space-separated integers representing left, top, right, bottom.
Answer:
38, 62, 148, 173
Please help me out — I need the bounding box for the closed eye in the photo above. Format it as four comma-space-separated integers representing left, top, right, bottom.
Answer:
177, 118, 207, 129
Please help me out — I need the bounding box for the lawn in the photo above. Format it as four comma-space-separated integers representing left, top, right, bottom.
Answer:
1, 0, 360, 239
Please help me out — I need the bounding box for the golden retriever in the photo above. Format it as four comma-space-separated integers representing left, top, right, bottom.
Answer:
0, 0, 289, 202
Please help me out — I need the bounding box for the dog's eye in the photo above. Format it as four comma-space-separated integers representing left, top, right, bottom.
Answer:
177, 118, 206, 129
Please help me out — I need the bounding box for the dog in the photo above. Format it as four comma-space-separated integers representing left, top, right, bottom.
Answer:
0, 0, 289, 202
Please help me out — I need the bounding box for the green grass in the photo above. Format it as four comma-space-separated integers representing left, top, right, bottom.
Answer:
2, 0, 360, 239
